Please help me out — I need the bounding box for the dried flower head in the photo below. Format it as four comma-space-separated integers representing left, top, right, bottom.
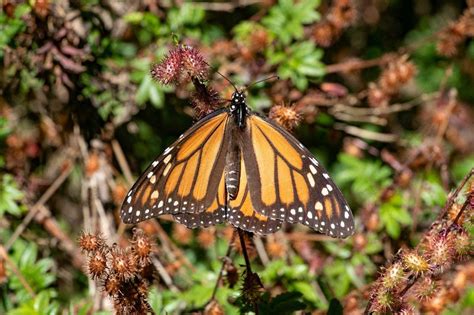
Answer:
266, 239, 286, 258
368, 83, 389, 107
78, 232, 105, 253
151, 47, 183, 85
192, 79, 223, 118
111, 247, 137, 280
379, 55, 416, 95
103, 273, 121, 296
269, 104, 301, 131
88, 250, 108, 279
231, 232, 257, 260
197, 228, 216, 248
172, 223, 193, 245
312, 21, 339, 47
131, 229, 152, 264
151, 45, 209, 86
204, 299, 225, 315
224, 259, 239, 288
181, 45, 208, 81
241, 271, 264, 305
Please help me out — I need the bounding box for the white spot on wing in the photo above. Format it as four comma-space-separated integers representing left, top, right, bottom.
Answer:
163, 164, 171, 176
307, 173, 315, 187
309, 165, 317, 175
163, 154, 172, 164
315, 201, 323, 211
321, 188, 329, 196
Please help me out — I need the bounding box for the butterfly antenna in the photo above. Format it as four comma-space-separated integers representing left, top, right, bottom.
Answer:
204, 61, 238, 91
244, 75, 279, 92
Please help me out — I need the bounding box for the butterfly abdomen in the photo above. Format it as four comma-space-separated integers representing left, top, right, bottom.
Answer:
225, 144, 241, 200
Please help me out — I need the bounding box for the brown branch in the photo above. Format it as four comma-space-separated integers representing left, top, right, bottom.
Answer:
325, 55, 393, 74
0, 246, 36, 297
5, 161, 74, 251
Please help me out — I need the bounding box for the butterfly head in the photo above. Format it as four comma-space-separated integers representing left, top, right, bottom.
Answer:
230, 91, 248, 129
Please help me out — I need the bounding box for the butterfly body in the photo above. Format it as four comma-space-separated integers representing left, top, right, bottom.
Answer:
121, 91, 355, 237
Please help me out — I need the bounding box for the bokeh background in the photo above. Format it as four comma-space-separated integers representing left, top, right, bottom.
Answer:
0, 0, 473, 314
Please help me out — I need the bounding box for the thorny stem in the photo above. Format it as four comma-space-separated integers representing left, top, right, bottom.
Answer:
452, 191, 473, 226
210, 231, 235, 301
364, 167, 474, 314
237, 228, 253, 274
438, 168, 474, 221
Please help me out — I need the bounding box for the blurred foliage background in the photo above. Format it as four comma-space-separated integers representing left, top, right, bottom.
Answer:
0, 0, 473, 314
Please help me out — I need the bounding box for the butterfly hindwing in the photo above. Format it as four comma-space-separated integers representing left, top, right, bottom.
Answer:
120, 109, 230, 224
241, 114, 355, 238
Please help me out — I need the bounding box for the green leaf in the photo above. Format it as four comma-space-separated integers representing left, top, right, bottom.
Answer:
263, 0, 320, 45
268, 42, 326, 91
333, 154, 392, 203
0, 175, 25, 217
379, 193, 412, 239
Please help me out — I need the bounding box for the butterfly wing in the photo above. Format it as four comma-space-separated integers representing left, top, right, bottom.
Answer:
121, 109, 230, 224
226, 146, 283, 235
241, 114, 355, 238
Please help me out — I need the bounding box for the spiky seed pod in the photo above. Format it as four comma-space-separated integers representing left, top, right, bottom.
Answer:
266, 239, 286, 258
381, 262, 406, 289
421, 287, 448, 313
249, 28, 270, 52
241, 271, 264, 305
379, 56, 416, 95
181, 45, 209, 81
172, 223, 193, 245
103, 274, 121, 296
402, 251, 429, 275
131, 230, 152, 265
371, 290, 396, 313
330, 0, 356, 29
452, 228, 472, 258
368, 83, 389, 107
425, 232, 454, 274
192, 80, 222, 118
150, 47, 182, 85
312, 21, 339, 47
395, 304, 417, 315
231, 232, 257, 260
415, 278, 438, 302
197, 228, 216, 249
224, 259, 239, 288
78, 232, 105, 253
204, 299, 225, 315
137, 278, 149, 297
268, 104, 301, 131
110, 247, 137, 280
88, 250, 108, 279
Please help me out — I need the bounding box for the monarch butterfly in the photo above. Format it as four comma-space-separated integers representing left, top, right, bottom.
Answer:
121, 90, 355, 238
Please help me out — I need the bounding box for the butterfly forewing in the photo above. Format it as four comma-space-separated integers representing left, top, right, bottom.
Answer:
241, 115, 355, 238
120, 109, 230, 224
